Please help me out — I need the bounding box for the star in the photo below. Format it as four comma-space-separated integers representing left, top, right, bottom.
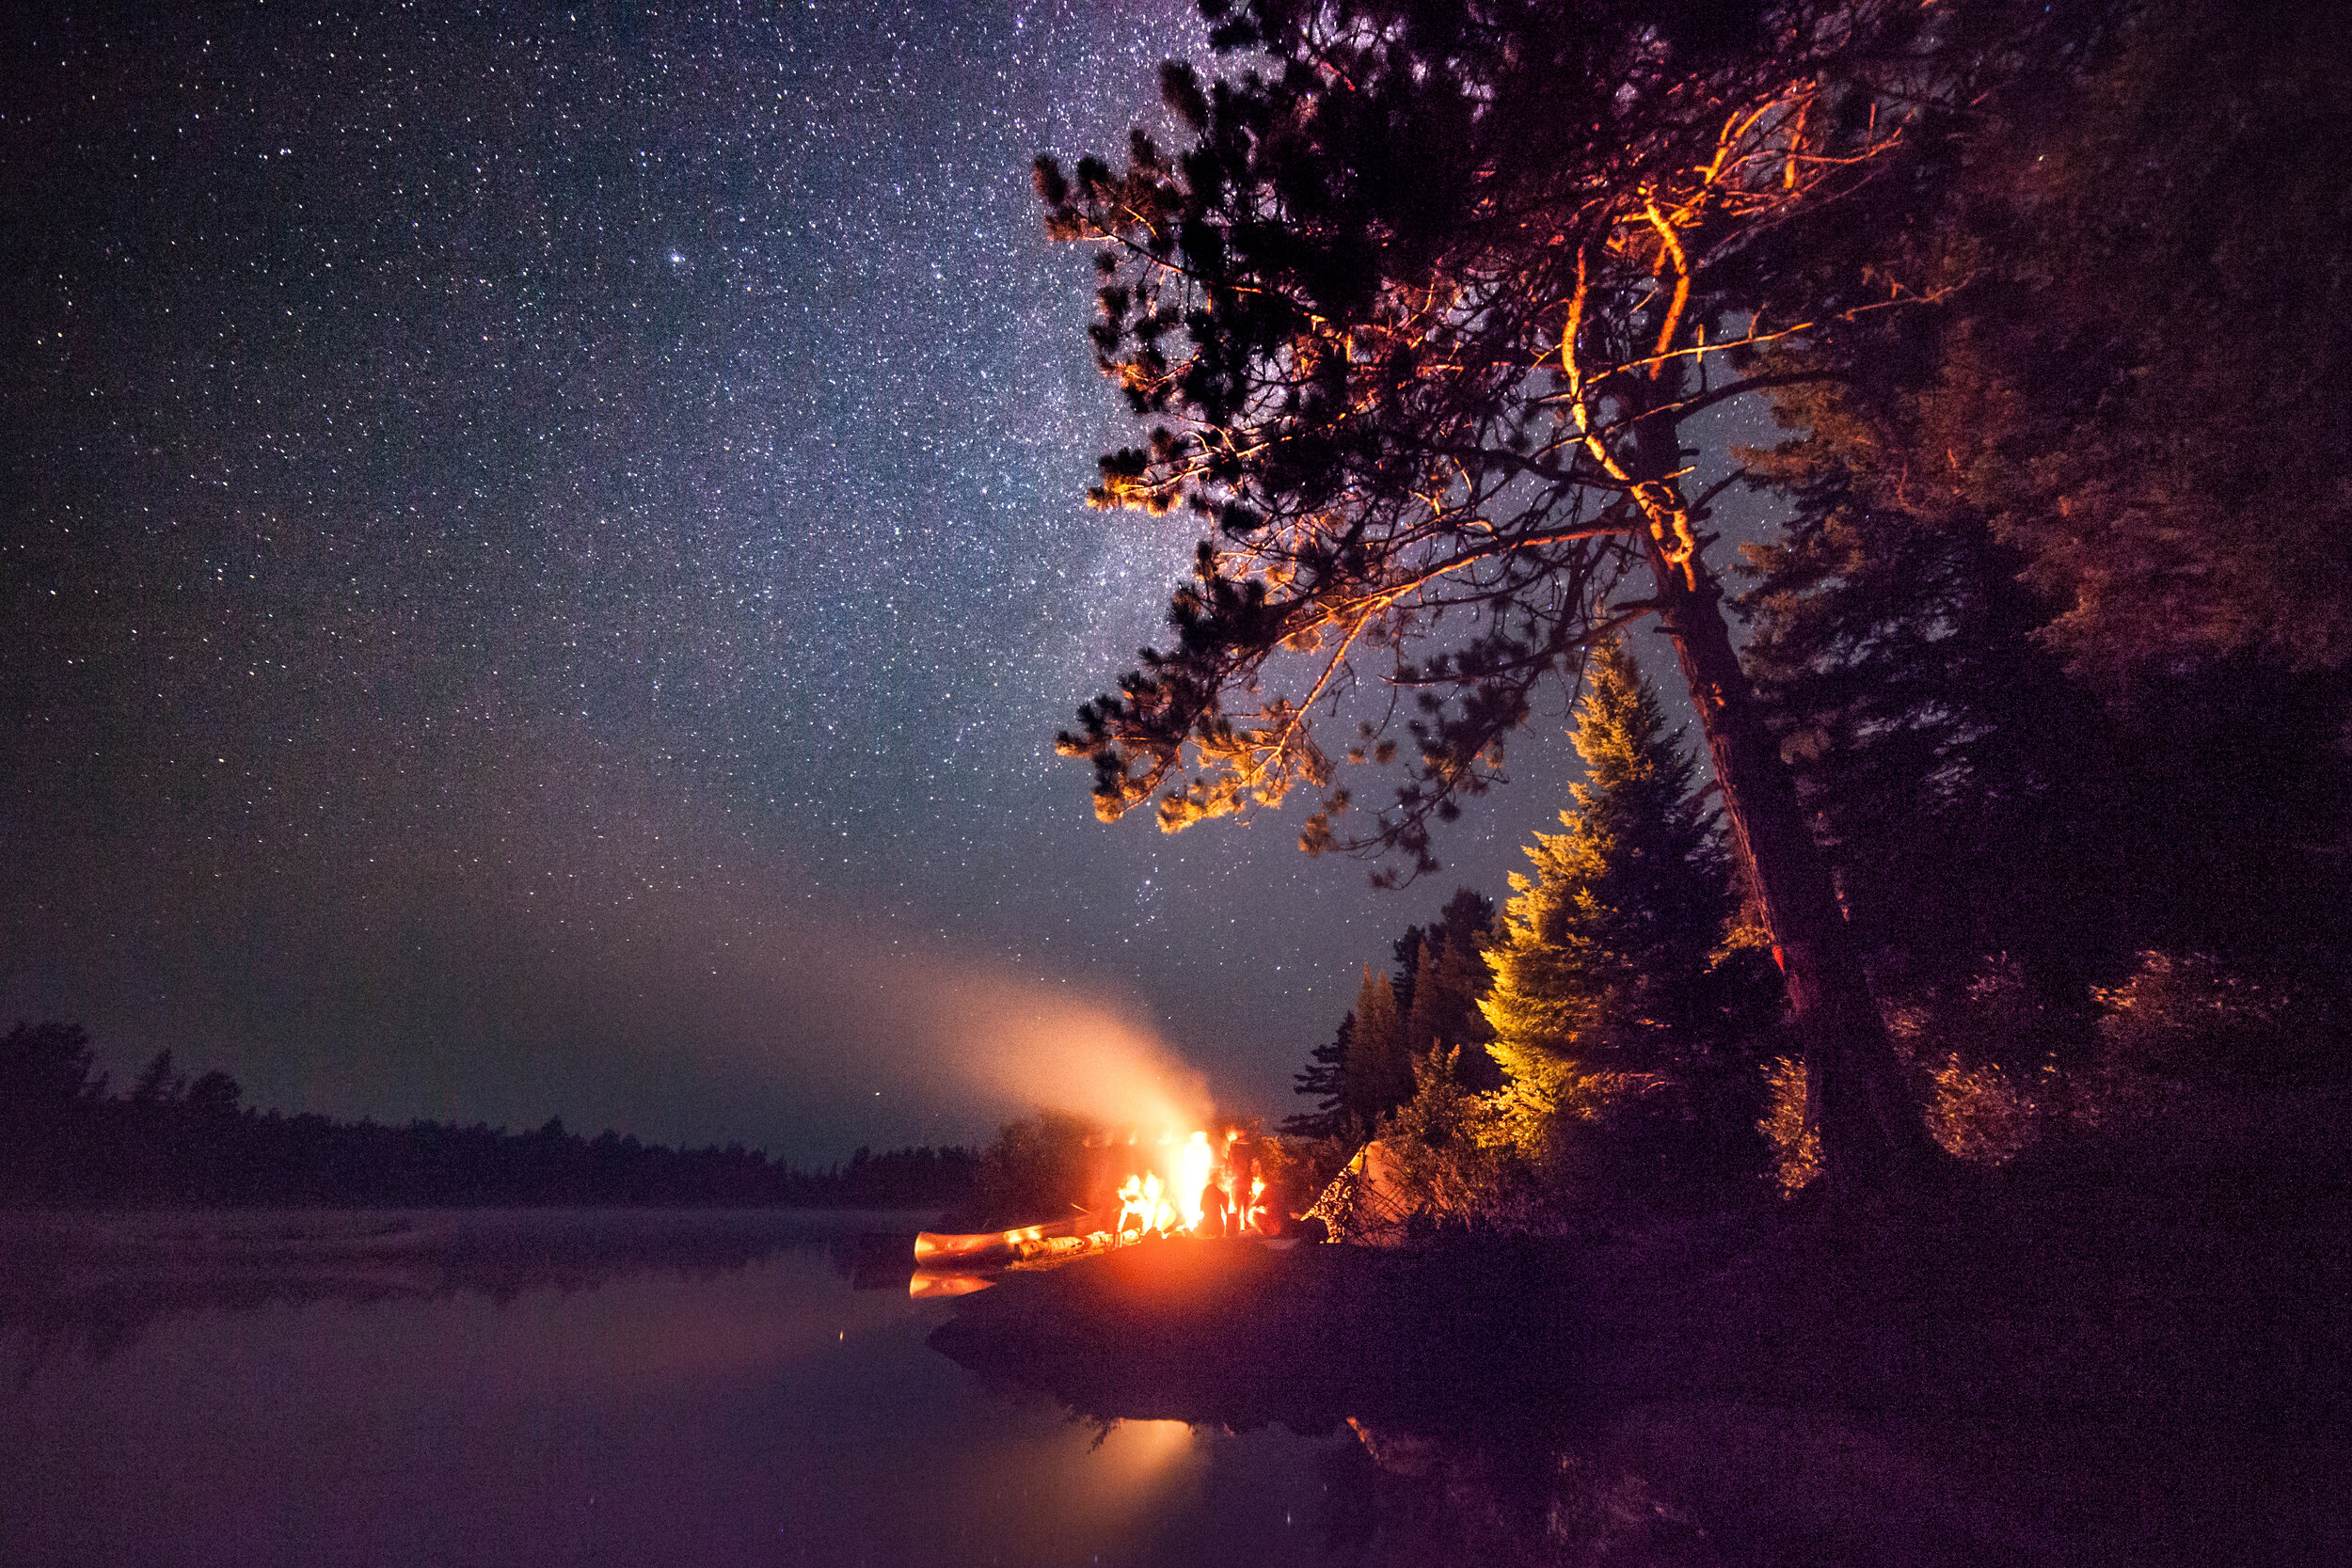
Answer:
0, 0, 1609, 1158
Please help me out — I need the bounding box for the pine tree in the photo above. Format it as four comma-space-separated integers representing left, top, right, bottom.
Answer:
1738, 0, 2352, 995
1481, 641, 1776, 1183
1281, 1010, 1355, 1138
1400, 894, 1502, 1091
1040, 0, 1977, 1190
1343, 966, 1410, 1131
1738, 415, 2131, 1049
1290, 887, 1500, 1139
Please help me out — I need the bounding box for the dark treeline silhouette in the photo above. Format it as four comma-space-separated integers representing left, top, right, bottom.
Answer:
0, 1021, 977, 1210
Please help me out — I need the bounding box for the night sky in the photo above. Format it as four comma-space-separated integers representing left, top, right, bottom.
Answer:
3, 1, 1722, 1160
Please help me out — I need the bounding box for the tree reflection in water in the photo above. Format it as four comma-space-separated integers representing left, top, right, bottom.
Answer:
1019, 1393, 2346, 1567
930, 1236, 2352, 1567
0, 1208, 913, 1378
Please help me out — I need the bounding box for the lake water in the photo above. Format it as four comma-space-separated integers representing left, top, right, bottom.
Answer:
2, 1209, 2344, 1566
0, 1209, 1338, 1567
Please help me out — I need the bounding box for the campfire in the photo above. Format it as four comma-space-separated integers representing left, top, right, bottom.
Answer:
911, 1124, 1277, 1294
1112, 1130, 1271, 1242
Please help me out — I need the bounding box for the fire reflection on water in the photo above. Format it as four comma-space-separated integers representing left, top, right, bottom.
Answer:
954, 1416, 1214, 1562
1099, 1418, 1195, 1473
0, 1212, 1337, 1568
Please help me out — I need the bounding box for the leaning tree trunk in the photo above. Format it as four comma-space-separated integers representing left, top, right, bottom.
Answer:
1621, 404, 1941, 1195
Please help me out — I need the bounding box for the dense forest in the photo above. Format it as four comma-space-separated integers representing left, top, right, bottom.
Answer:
1054, 0, 2350, 1215
0, 1022, 977, 1210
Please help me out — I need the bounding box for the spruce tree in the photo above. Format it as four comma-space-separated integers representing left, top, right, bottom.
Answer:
1400, 896, 1502, 1092
1481, 641, 1775, 1182
1402, 940, 1446, 1059
1343, 966, 1410, 1131
1040, 0, 1977, 1189
1281, 1011, 1355, 1139
1292, 887, 1501, 1139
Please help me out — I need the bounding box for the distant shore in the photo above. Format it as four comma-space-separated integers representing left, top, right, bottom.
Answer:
4, 1023, 978, 1212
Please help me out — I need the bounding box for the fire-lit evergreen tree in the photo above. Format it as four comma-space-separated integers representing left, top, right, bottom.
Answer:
1481, 641, 1778, 1182
1035, 0, 2016, 1190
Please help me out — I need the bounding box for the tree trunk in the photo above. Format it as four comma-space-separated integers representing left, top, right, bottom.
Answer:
1624, 407, 1940, 1195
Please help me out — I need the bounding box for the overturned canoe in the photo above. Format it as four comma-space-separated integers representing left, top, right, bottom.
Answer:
913, 1216, 1089, 1267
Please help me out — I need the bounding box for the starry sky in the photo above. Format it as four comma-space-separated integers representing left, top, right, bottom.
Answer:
3, 0, 1737, 1161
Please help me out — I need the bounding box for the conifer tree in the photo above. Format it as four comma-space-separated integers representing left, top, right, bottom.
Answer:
1343, 966, 1410, 1131
1401, 910, 1502, 1091
1292, 887, 1499, 1138
1737, 0, 2352, 996
1038, 0, 1981, 1189
1281, 1010, 1355, 1138
1481, 641, 1776, 1178
1391, 890, 1496, 1014
1403, 940, 1447, 1058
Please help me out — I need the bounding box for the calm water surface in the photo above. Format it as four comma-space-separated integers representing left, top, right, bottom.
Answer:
2, 1209, 2344, 1566
0, 1210, 1331, 1567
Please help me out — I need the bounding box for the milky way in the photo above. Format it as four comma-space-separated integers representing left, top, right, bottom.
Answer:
3, 1, 1641, 1157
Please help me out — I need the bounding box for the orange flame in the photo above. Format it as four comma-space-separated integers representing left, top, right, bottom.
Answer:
1097, 1124, 1271, 1245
